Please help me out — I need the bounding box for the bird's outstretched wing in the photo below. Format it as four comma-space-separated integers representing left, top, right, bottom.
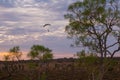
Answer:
43, 24, 51, 27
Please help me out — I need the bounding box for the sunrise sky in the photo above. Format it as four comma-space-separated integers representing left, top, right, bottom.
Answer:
0, 0, 83, 59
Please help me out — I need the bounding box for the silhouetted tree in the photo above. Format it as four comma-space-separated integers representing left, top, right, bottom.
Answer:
9, 46, 22, 61
3, 55, 10, 61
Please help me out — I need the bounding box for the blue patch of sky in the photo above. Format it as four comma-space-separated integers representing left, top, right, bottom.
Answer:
0, 0, 14, 8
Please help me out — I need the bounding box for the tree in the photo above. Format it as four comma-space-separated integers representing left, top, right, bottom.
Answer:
43, 52, 53, 60
28, 45, 53, 60
65, 0, 120, 58
3, 54, 10, 61
9, 46, 22, 61
65, 0, 120, 80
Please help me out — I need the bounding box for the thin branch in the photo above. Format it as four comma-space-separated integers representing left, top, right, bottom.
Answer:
111, 46, 120, 58
106, 42, 119, 49
106, 50, 112, 56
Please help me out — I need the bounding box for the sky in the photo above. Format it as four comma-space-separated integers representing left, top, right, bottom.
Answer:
0, 0, 82, 59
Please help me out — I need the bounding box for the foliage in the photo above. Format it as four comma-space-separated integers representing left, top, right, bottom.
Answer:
65, 0, 120, 79
28, 45, 53, 60
65, 0, 120, 58
76, 50, 86, 58
27, 62, 38, 69
43, 52, 53, 61
75, 51, 118, 80
3, 55, 10, 61
9, 46, 22, 61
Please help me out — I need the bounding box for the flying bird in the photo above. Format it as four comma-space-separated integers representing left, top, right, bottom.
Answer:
43, 24, 51, 27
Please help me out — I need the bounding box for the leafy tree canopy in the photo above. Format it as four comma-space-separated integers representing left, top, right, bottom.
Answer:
65, 0, 120, 58
28, 45, 53, 60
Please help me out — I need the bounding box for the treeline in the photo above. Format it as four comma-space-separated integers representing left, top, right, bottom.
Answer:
3, 45, 53, 61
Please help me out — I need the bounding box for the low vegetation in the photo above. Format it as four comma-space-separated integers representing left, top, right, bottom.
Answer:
0, 58, 120, 80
